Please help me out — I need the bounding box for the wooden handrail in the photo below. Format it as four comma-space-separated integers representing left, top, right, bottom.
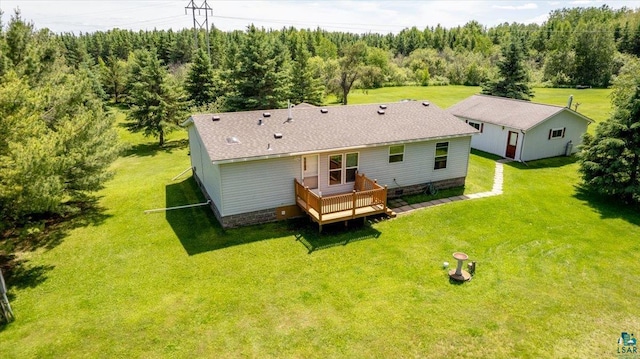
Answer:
295, 173, 388, 219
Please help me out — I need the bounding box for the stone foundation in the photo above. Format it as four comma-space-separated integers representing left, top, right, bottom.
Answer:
221, 207, 279, 228
386, 177, 466, 199
194, 172, 465, 228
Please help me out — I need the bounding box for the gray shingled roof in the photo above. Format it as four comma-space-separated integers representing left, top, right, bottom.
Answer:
186, 101, 478, 163
448, 94, 592, 131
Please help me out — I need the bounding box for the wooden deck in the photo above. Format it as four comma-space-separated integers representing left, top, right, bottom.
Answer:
294, 173, 395, 231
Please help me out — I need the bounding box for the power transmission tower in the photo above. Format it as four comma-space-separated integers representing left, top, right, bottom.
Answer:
185, 0, 213, 57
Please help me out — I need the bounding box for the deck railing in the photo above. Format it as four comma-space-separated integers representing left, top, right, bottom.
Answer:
294, 173, 388, 222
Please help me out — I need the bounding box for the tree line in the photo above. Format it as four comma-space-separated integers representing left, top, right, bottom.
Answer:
1, 4, 640, 233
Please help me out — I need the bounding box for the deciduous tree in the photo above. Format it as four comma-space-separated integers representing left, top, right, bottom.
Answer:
335, 41, 367, 105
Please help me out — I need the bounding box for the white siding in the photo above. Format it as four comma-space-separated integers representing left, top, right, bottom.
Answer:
462, 112, 590, 162
468, 122, 517, 158
188, 125, 222, 211
316, 137, 472, 195
208, 136, 472, 216
219, 157, 299, 216
521, 112, 590, 162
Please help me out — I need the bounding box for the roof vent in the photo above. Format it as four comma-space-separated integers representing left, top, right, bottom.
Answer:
267, 143, 272, 151
274, 133, 283, 139
377, 109, 385, 115
263, 112, 271, 117
258, 118, 264, 125
379, 104, 387, 109
320, 108, 329, 114
226, 136, 240, 144
422, 101, 430, 107
212, 115, 221, 121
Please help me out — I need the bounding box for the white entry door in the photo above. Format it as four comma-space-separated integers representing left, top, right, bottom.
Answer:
302, 155, 319, 189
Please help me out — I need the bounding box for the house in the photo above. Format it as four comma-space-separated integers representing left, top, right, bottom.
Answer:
182, 101, 478, 229
448, 95, 594, 162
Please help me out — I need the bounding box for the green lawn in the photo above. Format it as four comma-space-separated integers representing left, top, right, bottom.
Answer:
342, 85, 612, 126
1, 86, 637, 358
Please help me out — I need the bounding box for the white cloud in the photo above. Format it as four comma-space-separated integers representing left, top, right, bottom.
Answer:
525, 13, 550, 25
5, 0, 640, 34
493, 3, 538, 10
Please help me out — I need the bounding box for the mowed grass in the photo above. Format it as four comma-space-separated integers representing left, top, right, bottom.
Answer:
2, 86, 638, 358
344, 85, 612, 127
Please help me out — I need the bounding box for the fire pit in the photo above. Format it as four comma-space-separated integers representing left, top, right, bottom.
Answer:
449, 252, 471, 281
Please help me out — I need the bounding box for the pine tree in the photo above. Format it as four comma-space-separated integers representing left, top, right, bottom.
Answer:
4, 10, 33, 67
0, 72, 62, 223
185, 48, 218, 107
127, 49, 188, 146
98, 55, 128, 103
0, 67, 120, 225
224, 25, 291, 111
579, 60, 640, 203
481, 37, 534, 100
290, 33, 323, 105
0, 15, 120, 228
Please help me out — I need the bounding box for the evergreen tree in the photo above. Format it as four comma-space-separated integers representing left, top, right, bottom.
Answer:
185, 48, 218, 107
481, 37, 534, 100
290, 33, 323, 105
225, 25, 291, 111
44, 67, 120, 196
98, 55, 128, 103
127, 49, 188, 146
0, 68, 119, 225
579, 59, 640, 203
4, 10, 32, 67
0, 72, 61, 223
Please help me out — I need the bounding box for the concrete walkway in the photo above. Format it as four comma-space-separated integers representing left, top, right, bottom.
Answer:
388, 159, 511, 215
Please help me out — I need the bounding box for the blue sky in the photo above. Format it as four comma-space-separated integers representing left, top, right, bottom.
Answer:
1, 0, 640, 33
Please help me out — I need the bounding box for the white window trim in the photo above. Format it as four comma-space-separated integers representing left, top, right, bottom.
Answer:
434, 141, 449, 170
389, 145, 405, 163
328, 152, 359, 186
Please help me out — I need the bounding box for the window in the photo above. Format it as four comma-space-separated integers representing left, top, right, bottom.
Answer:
434, 142, 449, 170
389, 145, 404, 163
468, 121, 483, 133
329, 155, 342, 185
346, 153, 359, 183
549, 127, 565, 139
328, 152, 359, 185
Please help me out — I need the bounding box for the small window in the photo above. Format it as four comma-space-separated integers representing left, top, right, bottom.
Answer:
329, 154, 342, 185
389, 145, 404, 163
468, 121, 483, 133
434, 142, 449, 170
549, 127, 565, 139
